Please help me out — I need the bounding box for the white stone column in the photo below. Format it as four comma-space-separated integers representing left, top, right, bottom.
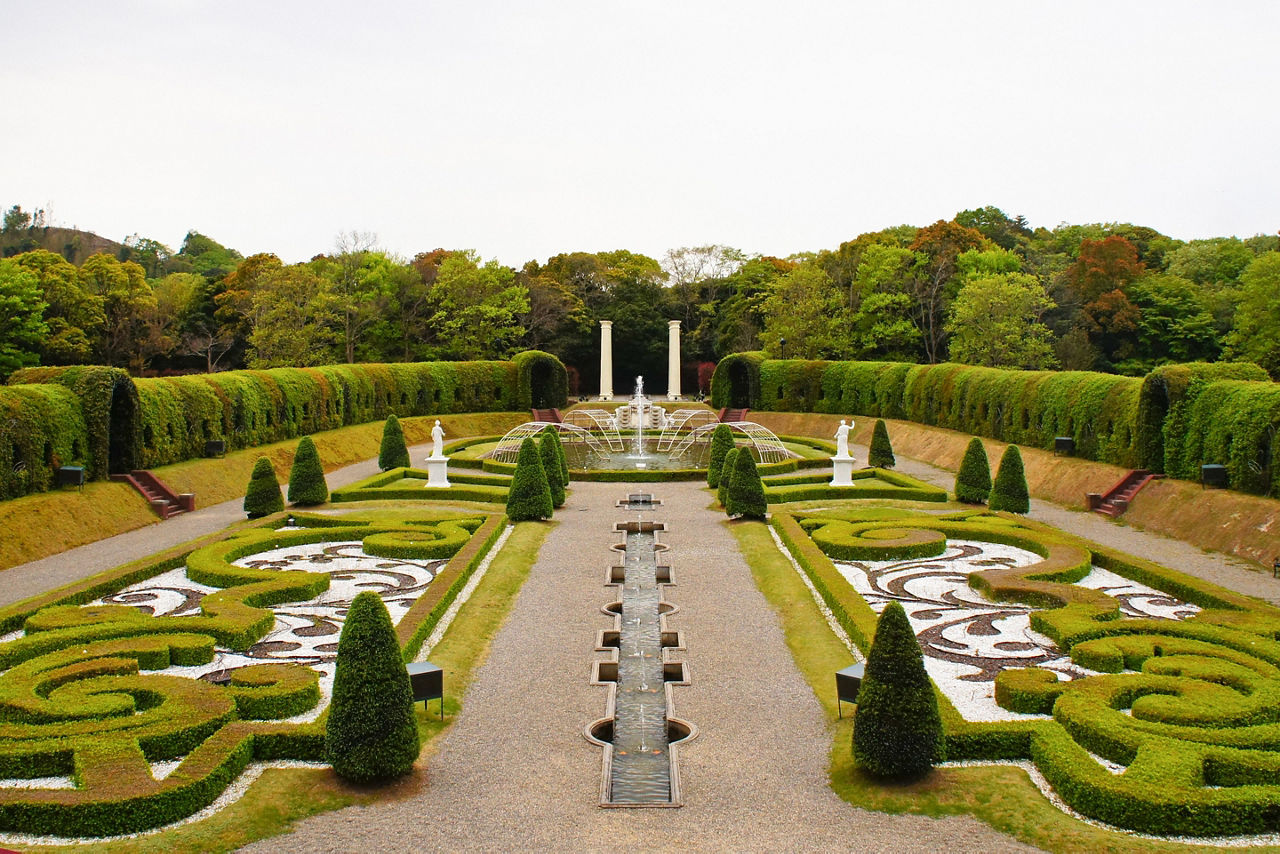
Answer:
667, 320, 681, 401
598, 320, 614, 400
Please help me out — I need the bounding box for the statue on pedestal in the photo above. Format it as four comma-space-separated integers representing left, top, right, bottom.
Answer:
835, 419, 852, 459
431, 420, 446, 459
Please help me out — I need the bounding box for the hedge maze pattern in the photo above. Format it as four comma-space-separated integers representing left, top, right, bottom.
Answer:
777, 507, 1280, 836
0, 513, 500, 838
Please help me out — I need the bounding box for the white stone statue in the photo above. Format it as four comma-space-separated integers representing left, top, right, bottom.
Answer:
431, 420, 446, 458
835, 419, 852, 459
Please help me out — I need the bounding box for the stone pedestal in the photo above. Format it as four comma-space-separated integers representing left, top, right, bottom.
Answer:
667, 320, 681, 401
830, 456, 856, 487
424, 456, 451, 488
599, 320, 614, 400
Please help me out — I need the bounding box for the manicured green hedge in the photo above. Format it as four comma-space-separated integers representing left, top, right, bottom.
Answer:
1164, 379, 1280, 497
765, 469, 947, 505
1135, 362, 1269, 473
0, 383, 89, 500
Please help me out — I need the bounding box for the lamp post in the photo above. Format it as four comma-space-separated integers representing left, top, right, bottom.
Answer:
779, 337, 786, 359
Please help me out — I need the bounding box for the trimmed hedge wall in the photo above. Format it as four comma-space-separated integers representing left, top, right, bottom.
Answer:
713, 356, 1280, 495
2, 355, 567, 500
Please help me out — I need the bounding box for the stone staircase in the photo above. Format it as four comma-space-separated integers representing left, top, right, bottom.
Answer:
111, 470, 195, 519
531, 408, 563, 423
718, 407, 750, 422
1087, 469, 1163, 518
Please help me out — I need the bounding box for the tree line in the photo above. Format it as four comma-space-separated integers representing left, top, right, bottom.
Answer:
1, 204, 1277, 391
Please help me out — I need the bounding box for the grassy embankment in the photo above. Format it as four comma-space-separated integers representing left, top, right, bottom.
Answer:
0, 412, 526, 572
729, 518, 1274, 854
23, 518, 549, 854
750, 411, 1280, 570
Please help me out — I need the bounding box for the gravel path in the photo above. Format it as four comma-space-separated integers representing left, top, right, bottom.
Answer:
244, 481, 1038, 853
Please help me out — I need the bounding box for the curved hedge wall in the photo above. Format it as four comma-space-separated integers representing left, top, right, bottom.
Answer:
714, 356, 1280, 496
2, 355, 567, 498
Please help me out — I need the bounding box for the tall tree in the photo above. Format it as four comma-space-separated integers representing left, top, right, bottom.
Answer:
12, 249, 103, 365
946, 273, 1057, 370
247, 265, 339, 368
1058, 236, 1145, 368
78, 253, 155, 370
907, 220, 989, 363
0, 259, 48, 379
759, 264, 845, 359
428, 250, 528, 360
1224, 252, 1280, 378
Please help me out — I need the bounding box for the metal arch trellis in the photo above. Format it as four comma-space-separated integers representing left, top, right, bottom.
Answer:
491, 422, 611, 463
669, 421, 791, 464
560, 409, 625, 451
656, 409, 721, 451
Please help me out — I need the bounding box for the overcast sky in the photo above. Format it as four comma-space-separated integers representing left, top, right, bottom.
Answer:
3, 1, 1277, 267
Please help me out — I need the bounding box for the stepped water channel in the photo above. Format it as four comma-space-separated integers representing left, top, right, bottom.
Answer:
588, 492, 693, 806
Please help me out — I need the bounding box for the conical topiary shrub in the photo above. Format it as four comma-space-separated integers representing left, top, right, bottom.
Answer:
718, 447, 741, 507
989, 444, 1030, 513
540, 433, 565, 508
378, 414, 411, 471
288, 436, 328, 506
506, 436, 553, 521
243, 457, 283, 519
544, 427, 569, 486
706, 424, 734, 488
726, 449, 767, 520
325, 591, 420, 782
868, 419, 895, 469
954, 438, 991, 504
852, 600, 943, 780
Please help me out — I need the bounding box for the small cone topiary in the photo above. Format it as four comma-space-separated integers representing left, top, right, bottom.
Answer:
243, 457, 283, 519
852, 600, 943, 780
706, 424, 734, 488
954, 437, 991, 504
288, 436, 328, 506
326, 591, 420, 782
506, 436, 553, 521
718, 446, 740, 507
546, 427, 569, 485
378, 414, 411, 471
726, 449, 767, 520
540, 432, 566, 508
868, 419, 895, 469
989, 444, 1030, 513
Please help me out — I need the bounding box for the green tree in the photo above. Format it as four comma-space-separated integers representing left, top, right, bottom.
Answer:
540, 433, 566, 508
1126, 273, 1220, 370
378, 415, 411, 471
988, 444, 1030, 513
1224, 253, 1280, 378
12, 249, 103, 364
325, 591, 420, 782
846, 244, 921, 360
288, 436, 328, 506
946, 273, 1057, 369
907, 220, 990, 363
852, 600, 943, 779
718, 447, 741, 507
243, 457, 284, 518
955, 438, 991, 504
759, 264, 845, 359
247, 266, 340, 368
506, 437, 553, 521
79, 253, 157, 370
868, 420, 895, 469
429, 250, 529, 360
0, 258, 48, 378
314, 235, 400, 363
706, 424, 734, 488
725, 449, 766, 519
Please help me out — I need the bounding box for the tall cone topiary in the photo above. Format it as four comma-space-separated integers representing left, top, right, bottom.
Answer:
868, 419, 895, 469
243, 457, 283, 519
726, 449, 767, 519
954, 437, 991, 504
706, 424, 734, 488
506, 436, 553, 521
853, 600, 943, 780
540, 433, 566, 508
378, 414, 411, 471
326, 591, 420, 782
288, 436, 328, 506
989, 444, 1030, 513
718, 447, 740, 507
546, 427, 569, 485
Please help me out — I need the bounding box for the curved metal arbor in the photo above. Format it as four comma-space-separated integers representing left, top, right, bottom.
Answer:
492, 422, 610, 463
656, 409, 720, 451
669, 421, 791, 464
560, 409, 625, 451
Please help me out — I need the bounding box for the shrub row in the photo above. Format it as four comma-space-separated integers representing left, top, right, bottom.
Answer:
0, 383, 89, 500
764, 469, 948, 506
329, 469, 509, 505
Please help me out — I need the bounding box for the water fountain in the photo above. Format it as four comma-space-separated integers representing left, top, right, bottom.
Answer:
627, 377, 651, 465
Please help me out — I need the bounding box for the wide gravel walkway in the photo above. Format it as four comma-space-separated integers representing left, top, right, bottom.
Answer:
245, 481, 1037, 853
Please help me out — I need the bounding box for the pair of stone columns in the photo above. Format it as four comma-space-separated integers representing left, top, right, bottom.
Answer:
598, 320, 681, 401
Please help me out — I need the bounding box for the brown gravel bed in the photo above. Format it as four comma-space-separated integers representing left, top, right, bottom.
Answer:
245, 481, 1037, 853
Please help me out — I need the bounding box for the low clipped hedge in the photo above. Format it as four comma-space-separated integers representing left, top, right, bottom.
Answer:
765, 468, 947, 505
775, 504, 1280, 837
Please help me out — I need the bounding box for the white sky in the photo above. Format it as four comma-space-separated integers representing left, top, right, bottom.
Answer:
3, 1, 1277, 267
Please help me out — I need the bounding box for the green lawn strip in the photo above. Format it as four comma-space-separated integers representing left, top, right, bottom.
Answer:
22, 518, 549, 853
736, 509, 1260, 854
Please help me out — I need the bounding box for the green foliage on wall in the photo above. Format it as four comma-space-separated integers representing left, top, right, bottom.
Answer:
1136, 362, 1268, 472
0, 383, 88, 500
513, 350, 569, 410
8, 365, 138, 480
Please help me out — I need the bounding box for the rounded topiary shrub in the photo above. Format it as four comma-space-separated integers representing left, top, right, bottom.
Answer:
288, 436, 328, 506
726, 449, 766, 520
868, 419, 895, 469
378, 414, 411, 471
506, 436, 553, 521
326, 591, 420, 782
989, 444, 1030, 513
853, 600, 943, 780
718, 446, 741, 507
540, 432, 565, 508
954, 437, 991, 504
243, 457, 283, 519
706, 424, 734, 488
